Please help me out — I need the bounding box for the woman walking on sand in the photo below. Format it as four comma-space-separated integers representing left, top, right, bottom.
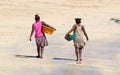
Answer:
29, 15, 48, 58
65, 18, 89, 63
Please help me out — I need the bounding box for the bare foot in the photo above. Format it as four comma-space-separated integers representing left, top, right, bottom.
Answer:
80, 59, 82, 61
75, 59, 78, 61
41, 56, 43, 59
76, 60, 81, 64
36, 56, 40, 58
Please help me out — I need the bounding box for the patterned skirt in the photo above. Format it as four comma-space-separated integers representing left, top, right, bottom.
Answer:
35, 36, 48, 47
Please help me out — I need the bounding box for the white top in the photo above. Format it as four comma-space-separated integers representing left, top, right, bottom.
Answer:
73, 25, 85, 47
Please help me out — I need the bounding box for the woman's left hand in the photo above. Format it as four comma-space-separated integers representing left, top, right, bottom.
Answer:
29, 37, 32, 41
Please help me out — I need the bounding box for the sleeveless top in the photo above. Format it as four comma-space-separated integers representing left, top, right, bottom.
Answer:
74, 25, 83, 38
73, 25, 85, 47
34, 21, 43, 38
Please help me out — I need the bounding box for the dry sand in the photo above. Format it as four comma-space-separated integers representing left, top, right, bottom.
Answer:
0, 0, 120, 75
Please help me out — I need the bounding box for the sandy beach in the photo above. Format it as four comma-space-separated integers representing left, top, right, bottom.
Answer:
0, 0, 120, 75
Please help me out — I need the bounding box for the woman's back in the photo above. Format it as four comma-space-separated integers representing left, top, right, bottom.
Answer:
34, 21, 43, 38
74, 25, 83, 38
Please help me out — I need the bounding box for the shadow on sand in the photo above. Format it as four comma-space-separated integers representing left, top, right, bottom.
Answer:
53, 57, 75, 61
15, 54, 38, 59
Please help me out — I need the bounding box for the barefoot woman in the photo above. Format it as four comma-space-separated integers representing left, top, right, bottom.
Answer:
65, 18, 89, 62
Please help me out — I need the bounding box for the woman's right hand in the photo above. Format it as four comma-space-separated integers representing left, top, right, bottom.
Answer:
29, 37, 32, 41
65, 33, 69, 38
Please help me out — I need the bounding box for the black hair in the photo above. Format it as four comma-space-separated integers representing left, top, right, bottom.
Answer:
35, 15, 40, 21
75, 18, 81, 24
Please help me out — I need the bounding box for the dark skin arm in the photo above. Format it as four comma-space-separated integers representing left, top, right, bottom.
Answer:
65, 25, 89, 41
81, 25, 89, 41
65, 25, 76, 37
29, 24, 34, 41
41, 24, 46, 39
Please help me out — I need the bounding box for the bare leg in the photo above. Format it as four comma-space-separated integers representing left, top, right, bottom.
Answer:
41, 47, 44, 58
37, 45, 40, 58
79, 47, 83, 61
75, 47, 79, 61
